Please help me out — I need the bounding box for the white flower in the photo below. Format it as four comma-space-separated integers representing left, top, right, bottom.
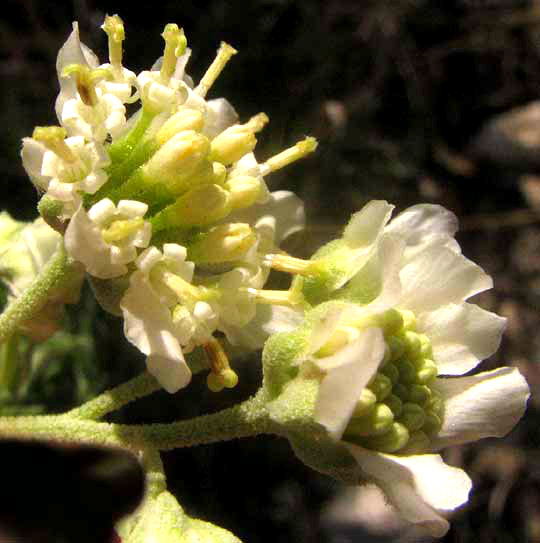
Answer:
54, 23, 129, 142
0, 215, 61, 297
137, 69, 190, 114
270, 201, 531, 536
64, 198, 151, 278
291, 302, 529, 537
60, 89, 126, 143
21, 135, 110, 218
120, 244, 195, 393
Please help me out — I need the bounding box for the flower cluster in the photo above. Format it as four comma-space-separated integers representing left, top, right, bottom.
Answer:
21, 16, 316, 392
262, 201, 530, 536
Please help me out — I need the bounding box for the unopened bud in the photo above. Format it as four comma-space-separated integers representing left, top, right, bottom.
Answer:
188, 223, 256, 264
225, 175, 265, 209
362, 422, 410, 453
155, 109, 205, 146
151, 183, 231, 230
345, 403, 394, 437
142, 130, 210, 188
210, 113, 268, 165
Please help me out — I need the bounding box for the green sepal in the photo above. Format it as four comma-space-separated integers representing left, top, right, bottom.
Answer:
288, 432, 359, 484
262, 326, 309, 400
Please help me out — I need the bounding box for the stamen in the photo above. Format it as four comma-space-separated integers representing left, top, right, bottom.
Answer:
101, 218, 144, 243
62, 64, 113, 106
259, 136, 318, 176
102, 14, 125, 68
203, 337, 239, 392
264, 253, 316, 276
244, 112, 269, 133
195, 42, 237, 98
151, 265, 203, 301
160, 24, 187, 83
246, 288, 300, 307
32, 126, 76, 163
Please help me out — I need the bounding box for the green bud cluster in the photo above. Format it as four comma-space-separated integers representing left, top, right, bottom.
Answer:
343, 309, 443, 454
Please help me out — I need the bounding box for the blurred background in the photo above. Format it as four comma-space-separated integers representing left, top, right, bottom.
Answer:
1, 1, 540, 541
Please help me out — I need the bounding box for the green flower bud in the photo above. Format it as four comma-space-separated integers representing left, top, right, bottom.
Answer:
398, 359, 417, 384
401, 430, 430, 454
345, 403, 394, 437
368, 373, 392, 401
380, 361, 399, 385
352, 388, 377, 417
362, 422, 410, 453
423, 411, 443, 434
417, 358, 438, 384
393, 383, 409, 401
408, 384, 432, 406
385, 394, 403, 417
399, 402, 426, 432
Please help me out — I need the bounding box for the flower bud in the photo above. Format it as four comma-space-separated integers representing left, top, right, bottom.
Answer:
225, 175, 265, 209
155, 109, 205, 146
188, 223, 257, 264
345, 403, 394, 438
151, 183, 232, 230
141, 130, 210, 189
210, 113, 268, 165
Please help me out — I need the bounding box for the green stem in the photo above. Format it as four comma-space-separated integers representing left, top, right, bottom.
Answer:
0, 246, 71, 345
140, 447, 167, 497
0, 390, 276, 451
67, 371, 161, 420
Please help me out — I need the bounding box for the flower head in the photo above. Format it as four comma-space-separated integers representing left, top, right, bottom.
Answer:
262, 201, 530, 536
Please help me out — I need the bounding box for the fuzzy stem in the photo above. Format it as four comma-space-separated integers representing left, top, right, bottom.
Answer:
67, 371, 161, 421
0, 245, 71, 345
0, 390, 276, 451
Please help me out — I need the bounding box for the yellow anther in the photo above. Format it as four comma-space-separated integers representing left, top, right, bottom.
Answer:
203, 337, 238, 392
195, 41, 237, 98
160, 24, 187, 83
259, 136, 318, 176
32, 126, 76, 163
102, 14, 125, 68
264, 254, 316, 276
101, 218, 144, 243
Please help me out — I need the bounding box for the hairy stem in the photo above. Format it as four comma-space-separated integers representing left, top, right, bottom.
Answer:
0, 390, 276, 451
68, 371, 160, 420
0, 245, 71, 345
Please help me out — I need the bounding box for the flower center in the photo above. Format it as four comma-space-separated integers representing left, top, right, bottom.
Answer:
342, 309, 443, 454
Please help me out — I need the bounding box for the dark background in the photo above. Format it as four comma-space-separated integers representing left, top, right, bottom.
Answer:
1, 1, 540, 542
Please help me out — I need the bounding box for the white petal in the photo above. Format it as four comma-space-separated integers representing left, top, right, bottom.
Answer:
385, 204, 458, 246
343, 200, 394, 248
418, 303, 506, 375
117, 199, 148, 218
345, 446, 471, 538
228, 190, 305, 247
399, 245, 493, 314
21, 138, 48, 190
315, 327, 385, 440
204, 98, 239, 138
121, 274, 191, 393
431, 367, 530, 450
64, 205, 126, 278
146, 335, 191, 393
